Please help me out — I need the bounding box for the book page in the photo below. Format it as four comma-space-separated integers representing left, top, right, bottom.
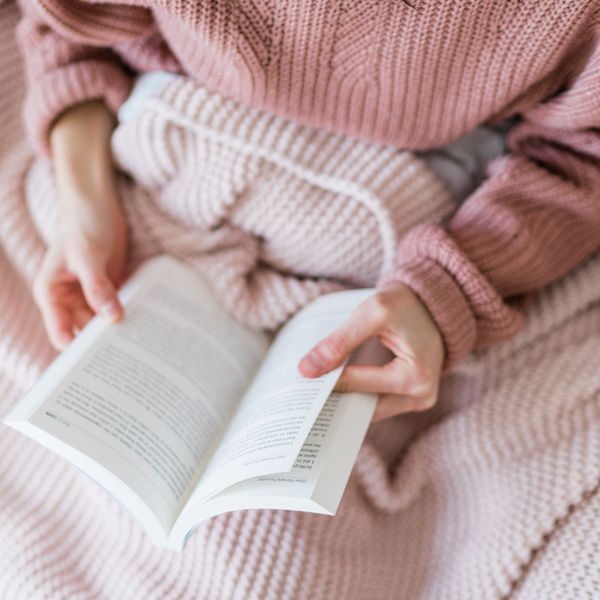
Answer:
5, 256, 269, 534
190, 288, 375, 500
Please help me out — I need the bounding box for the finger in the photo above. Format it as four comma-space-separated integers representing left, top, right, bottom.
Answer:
72, 256, 124, 322
33, 252, 73, 350
334, 360, 412, 395
298, 303, 383, 378
335, 358, 436, 397
72, 306, 96, 331
372, 391, 438, 422
38, 301, 75, 350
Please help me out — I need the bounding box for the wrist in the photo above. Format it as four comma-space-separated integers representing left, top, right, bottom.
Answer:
51, 100, 117, 208
56, 168, 119, 212
378, 257, 476, 371
378, 280, 445, 365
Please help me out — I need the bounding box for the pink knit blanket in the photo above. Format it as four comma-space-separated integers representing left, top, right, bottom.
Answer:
3, 4, 600, 598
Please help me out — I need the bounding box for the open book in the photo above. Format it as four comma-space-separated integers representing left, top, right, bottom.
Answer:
4, 256, 379, 550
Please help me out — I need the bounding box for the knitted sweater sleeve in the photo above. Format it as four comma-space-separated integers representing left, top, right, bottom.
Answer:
380, 31, 600, 370
16, 0, 137, 155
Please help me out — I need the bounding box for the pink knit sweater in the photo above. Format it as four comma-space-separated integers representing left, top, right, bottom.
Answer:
16, 0, 600, 368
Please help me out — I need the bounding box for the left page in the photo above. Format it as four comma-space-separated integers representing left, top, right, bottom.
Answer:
4, 256, 270, 544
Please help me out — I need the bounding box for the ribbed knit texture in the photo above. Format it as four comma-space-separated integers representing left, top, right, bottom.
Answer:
3, 5, 600, 598
101, 77, 452, 329
15, 0, 600, 369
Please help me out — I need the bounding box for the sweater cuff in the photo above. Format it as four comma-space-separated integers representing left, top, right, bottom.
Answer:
24, 59, 132, 156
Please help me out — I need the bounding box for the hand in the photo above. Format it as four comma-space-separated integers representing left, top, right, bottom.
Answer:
33, 100, 127, 350
298, 282, 445, 421
34, 194, 127, 350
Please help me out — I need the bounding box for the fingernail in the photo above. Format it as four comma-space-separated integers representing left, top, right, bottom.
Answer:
100, 301, 121, 321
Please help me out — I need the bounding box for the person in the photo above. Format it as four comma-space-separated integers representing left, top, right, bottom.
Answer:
17, 2, 600, 438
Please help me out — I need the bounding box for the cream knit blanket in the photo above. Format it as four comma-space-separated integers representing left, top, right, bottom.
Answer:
2, 3, 600, 598
28, 73, 455, 329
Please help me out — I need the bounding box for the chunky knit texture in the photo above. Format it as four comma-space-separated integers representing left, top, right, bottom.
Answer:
15, 0, 600, 369
105, 77, 452, 328
3, 5, 600, 598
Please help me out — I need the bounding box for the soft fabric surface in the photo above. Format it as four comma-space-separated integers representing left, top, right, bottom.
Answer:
2, 4, 600, 599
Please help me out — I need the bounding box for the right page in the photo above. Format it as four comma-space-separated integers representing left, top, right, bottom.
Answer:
254, 337, 388, 515
170, 382, 379, 549
189, 288, 376, 502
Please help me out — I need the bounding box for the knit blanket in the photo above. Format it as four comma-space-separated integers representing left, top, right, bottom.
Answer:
33, 87, 456, 330
2, 3, 600, 598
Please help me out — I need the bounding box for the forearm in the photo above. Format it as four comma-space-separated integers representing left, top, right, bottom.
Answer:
380, 26, 600, 370
50, 100, 121, 219
381, 134, 600, 369
34, 100, 128, 349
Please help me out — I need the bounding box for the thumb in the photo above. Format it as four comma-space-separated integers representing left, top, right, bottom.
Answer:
299, 307, 381, 378
73, 255, 124, 322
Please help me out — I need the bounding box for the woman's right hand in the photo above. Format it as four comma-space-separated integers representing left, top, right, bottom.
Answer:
34, 100, 128, 350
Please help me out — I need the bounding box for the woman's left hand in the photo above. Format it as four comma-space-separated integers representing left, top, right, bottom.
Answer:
298, 282, 445, 422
